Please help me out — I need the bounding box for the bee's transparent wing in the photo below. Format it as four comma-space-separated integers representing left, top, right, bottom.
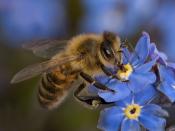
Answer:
23, 40, 68, 58
11, 56, 80, 84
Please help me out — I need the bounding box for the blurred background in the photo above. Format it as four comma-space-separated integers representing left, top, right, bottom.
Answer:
0, 0, 175, 130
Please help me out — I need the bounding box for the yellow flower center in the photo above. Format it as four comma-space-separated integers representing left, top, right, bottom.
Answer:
117, 64, 133, 81
124, 104, 141, 119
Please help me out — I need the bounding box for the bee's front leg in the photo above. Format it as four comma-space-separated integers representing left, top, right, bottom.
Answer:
100, 64, 119, 82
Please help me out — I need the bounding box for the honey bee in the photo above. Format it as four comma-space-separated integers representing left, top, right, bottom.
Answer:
11, 31, 123, 109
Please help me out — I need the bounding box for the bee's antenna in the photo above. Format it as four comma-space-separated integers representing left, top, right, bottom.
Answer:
123, 39, 140, 60
123, 39, 134, 51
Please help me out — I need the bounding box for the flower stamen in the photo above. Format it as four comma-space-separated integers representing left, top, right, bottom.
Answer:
124, 104, 141, 119
117, 63, 133, 81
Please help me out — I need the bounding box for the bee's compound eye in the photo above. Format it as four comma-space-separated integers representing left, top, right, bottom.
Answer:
101, 42, 114, 60
103, 48, 113, 58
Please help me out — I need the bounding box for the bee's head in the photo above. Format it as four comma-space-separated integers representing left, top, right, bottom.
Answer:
99, 31, 122, 67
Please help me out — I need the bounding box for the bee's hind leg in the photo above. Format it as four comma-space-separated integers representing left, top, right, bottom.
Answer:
74, 83, 113, 109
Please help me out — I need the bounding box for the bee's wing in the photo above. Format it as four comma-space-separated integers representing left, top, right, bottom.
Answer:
23, 40, 68, 58
11, 56, 80, 84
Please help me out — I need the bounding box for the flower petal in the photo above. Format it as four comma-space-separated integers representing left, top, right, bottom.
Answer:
134, 85, 157, 105
135, 59, 157, 73
157, 52, 168, 65
167, 62, 175, 71
139, 112, 166, 131
149, 43, 167, 65
98, 81, 131, 102
149, 43, 156, 59
158, 65, 175, 84
97, 107, 124, 131
115, 95, 133, 108
129, 72, 156, 92
158, 81, 175, 102
142, 104, 169, 117
88, 75, 113, 94
121, 119, 140, 131
122, 48, 131, 64
131, 32, 150, 65
130, 53, 140, 68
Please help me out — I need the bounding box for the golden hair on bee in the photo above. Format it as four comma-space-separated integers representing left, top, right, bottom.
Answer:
53, 32, 121, 75
64, 34, 102, 75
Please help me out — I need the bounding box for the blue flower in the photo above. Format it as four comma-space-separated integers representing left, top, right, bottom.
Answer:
149, 42, 175, 102
118, 32, 156, 93
1, 0, 67, 45
80, 0, 159, 36
89, 32, 156, 102
97, 86, 168, 131
151, 1, 175, 60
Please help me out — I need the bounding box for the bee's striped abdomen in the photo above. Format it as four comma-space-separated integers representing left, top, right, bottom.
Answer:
38, 70, 77, 109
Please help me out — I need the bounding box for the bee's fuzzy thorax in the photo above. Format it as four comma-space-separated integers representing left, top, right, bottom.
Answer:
66, 34, 103, 75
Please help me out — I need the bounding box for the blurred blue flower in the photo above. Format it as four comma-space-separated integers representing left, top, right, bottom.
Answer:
151, 1, 175, 60
80, 0, 175, 63
82, 0, 118, 13
0, 0, 67, 45
80, 0, 159, 36
97, 86, 168, 131
80, 0, 123, 34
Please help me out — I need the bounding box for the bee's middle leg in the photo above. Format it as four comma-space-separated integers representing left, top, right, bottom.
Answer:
74, 82, 113, 108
